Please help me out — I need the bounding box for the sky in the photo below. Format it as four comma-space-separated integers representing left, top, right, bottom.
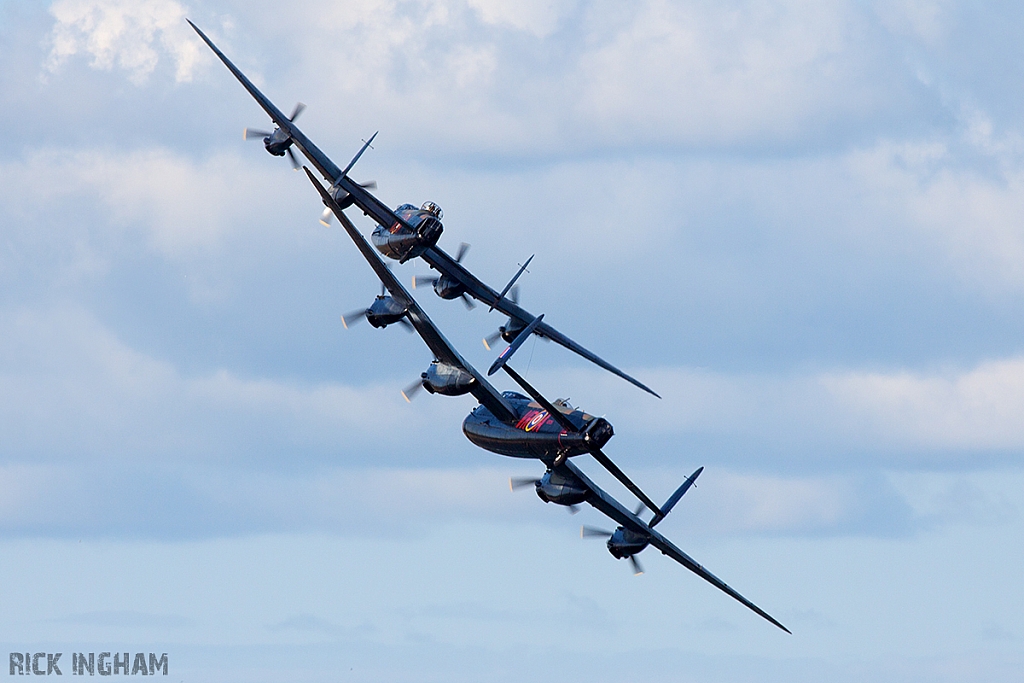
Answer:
2, 0, 1024, 680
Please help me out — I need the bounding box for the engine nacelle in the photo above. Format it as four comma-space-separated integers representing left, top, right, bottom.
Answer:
328, 183, 357, 210
365, 296, 407, 328
535, 470, 588, 507
263, 128, 292, 156
499, 317, 527, 344
422, 361, 475, 396
606, 527, 649, 559
433, 275, 465, 300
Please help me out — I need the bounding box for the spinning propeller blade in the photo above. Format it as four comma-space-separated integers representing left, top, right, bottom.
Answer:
500, 364, 663, 518
629, 555, 644, 576
488, 314, 544, 376
286, 147, 300, 170
318, 181, 378, 225
411, 276, 438, 289
581, 526, 612, 538
455, 242, 470, 263
401, 378, 424, 402
288, 102, 306, 121
341, 309, 368, 329
482, 329, 504, 351
459, 293, 476, 310
320, 207, 334, 227
243, 128, 272, 140
509, 477, 539, 491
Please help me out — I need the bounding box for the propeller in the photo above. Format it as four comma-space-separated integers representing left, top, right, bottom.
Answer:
410, 243, 470, 284
401, 377, 424, 402
581, 526, 643, 575
509, 476, 539, 491
509, 476, 579, 513
340, 309, 368, 329
341, 279, 412, 332
411, 275, 438, 289
318, 181, 379, 226
482, 329, 503, 351
481, 287, 520, 350
412, 243, 475, 309
243, 102, 306, 169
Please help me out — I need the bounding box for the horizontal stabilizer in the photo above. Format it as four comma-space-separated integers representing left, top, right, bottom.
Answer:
489, 254, 533, 312
341, 131, 378, 177
650, 466, 703, 528
487, 314, 544, 376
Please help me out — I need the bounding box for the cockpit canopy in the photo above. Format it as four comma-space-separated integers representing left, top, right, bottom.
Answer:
421, 201, 443, 219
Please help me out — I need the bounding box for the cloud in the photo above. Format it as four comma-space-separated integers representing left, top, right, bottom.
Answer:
46, 0, 202, 84
0, 305, 463, 466
155, 0, 936, 158
824, 358, 1024, 450
539, 353, 1024, 466
466, 0, 577, 37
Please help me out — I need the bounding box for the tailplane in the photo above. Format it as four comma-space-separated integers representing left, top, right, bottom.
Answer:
650, 466, 703, 528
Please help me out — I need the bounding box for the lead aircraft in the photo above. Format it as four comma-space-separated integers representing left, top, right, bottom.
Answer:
305, 166, 789, 633
186, 19, 659, 398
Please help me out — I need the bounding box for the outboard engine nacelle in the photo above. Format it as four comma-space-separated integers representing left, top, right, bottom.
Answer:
582, 417, 614, 450
422, 361, 475, 396
261, 128, 292, 156
535, 470, 589, 507
365, 296, 408, 328
606, 527, 649, 559
328, 182, 357, 210
433, 274, 464, 300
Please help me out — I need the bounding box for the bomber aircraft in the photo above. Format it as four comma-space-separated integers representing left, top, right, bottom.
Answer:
187, 20, 659, 398
305, 167, 789, 633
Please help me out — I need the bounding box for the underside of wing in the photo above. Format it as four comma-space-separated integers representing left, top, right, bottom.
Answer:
420, 246, 659, 398
304, 168, 517, 424
560, 460, 789, 633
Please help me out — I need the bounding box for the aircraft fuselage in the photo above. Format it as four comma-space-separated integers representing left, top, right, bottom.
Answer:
371, 204, 443, 262
462, 393, 613, 461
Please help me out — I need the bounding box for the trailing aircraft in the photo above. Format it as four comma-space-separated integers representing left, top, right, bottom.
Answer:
305, 167, 789, 633
186, 19, 659, 398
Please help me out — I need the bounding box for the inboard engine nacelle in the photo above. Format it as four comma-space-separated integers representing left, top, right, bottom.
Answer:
421, 361, 475, 396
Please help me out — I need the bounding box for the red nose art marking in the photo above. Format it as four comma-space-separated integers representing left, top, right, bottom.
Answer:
516, 410, 550, 432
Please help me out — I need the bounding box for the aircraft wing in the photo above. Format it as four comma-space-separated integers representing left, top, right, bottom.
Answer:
187, 20, 403, 232
304, 168, 517, 424
421, 246, 660, 398
559, 460, 790, 633
189, 19, 658, 398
